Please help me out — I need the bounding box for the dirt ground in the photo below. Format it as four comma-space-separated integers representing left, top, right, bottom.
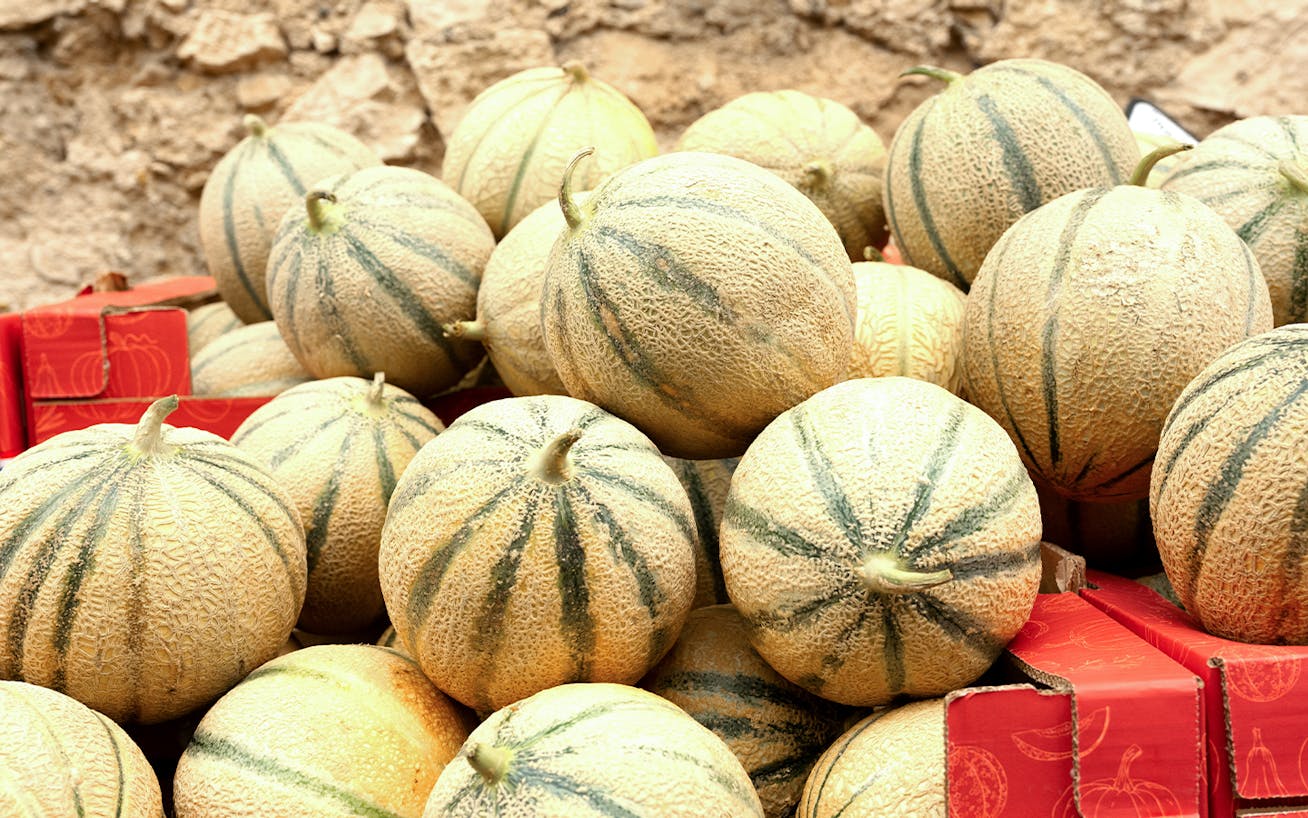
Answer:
2, 0, 1306, 311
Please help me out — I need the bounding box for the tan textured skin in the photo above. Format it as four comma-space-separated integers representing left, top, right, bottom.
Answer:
232, 376, 444, 634
963, 184, 1275, 503
422, 682, 764, 817
675, 89, 888, 262
174, 644, 473, 818
849, 259, 966, 393
642, 605, 851, 818
664, 455, 738, 609
266, 165, 494, 398
190, 321, 312, 397
542, 151, 857, 459
1150, 325, 1308, 644
441, 63, 658, 237
719, 377, 1042, 707
378, 395, 697, 712
198, 118, 382, 324
0, 681, 164, 817
883, 58, 1139, 290
797, 699, 945, 818
0, 403, 306, 724
187, 301, 243, 358
1161, 115, 1308, 327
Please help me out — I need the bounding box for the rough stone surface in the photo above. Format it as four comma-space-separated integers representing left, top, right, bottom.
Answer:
1, 0, 1304, 310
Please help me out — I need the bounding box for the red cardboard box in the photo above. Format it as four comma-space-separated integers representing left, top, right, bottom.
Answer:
1082, 571, 1308, 816
0, 312, 23, 457
948, 591, 1204, 818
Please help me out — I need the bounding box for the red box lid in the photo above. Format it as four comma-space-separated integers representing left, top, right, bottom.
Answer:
0, 313, 23, 457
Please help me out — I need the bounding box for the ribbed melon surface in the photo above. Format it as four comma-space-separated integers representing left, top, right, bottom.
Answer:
191, 321, 312, 398
849, 259, 966, 392
187, 301, 243, 358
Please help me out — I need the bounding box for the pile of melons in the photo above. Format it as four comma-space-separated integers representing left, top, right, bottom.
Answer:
1, 54, 1305, 818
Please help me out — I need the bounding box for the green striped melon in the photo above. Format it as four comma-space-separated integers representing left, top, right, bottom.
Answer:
174, 644, 473, 818
1, 680, 164, 817
1150, 324, 1308, 643
849, 255, 966, 392
0, 397, 306, 723
1132, 131, 1190, 187
675, 90, 888, 262
719, 377, 1042, 707
443, 193, 588, 397
187, 301, 243, 357
422, 682, 764, 817
442, 61, 658, 237
641, 605, 850, 818
198, 115, 382, 324
542, 149, 857, 459
883, 59, 1139, 290
232, 374, 444, 634
664, 456, 738, 609
379, 394, 697, 711
191, 321, 312, 397
1161, 115, 1308, 326
963, 151, 1275, 502
266, 165, 493, 398
798, 699, 945, 818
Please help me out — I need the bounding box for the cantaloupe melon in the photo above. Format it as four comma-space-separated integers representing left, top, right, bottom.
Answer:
266, 166, 494, 397
664, 456, 738, 609
719, 377, 1042, 707
187, 301, 243, 357
676, 90, 888, 262
963, 147, 1274, 502
542, 149, 857, 459
1150, 324, 1308, 643
642, 605, 850, 818
0, 680, 164, 817
232, 374, 444, 634
198, 115, 381, 323
1161, 115, 1308, 326
422, 682, 764, 817
883, 59, 1139, 290
442, 61, 658, 237
174, 644, 472, 818
191, 321, 312, 397
0, 397, 306, 723
379, 395, 697, 712
798, 699, 945, 818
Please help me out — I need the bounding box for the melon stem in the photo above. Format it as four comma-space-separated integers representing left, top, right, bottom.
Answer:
561, 60, 589, 84
368, 372, 386, 405
559, 147, 596, 231
901, 65, 963, 85
1280, 159, 1308, 195
443, 320, 487, 343
243, 114, 269, 138
1129, 143, 1192, 187
803, 159, 835, 188
305, 190, 342, 234
131, 395, 180, 457
466, 743, 513, 785
531, 429, 583, 484
862, 246, 885, 263
858, 554, 952, 594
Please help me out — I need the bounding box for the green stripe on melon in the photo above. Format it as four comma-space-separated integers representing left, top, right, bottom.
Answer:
190, 321, 312, 397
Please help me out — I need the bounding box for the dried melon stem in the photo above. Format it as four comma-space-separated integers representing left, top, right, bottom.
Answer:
467, 743, 513, 785
131, 395, 180, 458
901, 65, 963, 85
862, 246, 885, 263
559, 146, 596, 230
305, 190, 344, 235
1129, 143, 1192, 187
1281, 159, 1308, 194
561, 60, 590, 84
803, 159, 835, 188
243, 114, 269, 138
531, 429, 583, 484
443, 320, 487, 343
858, 553, 952, 594
368, 371, 386, 405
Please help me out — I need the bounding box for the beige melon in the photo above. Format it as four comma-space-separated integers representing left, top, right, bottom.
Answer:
720, 377, 1042, 707
849, 254, 966, 392
883, 59, 1139, 290
663, 455, 738, 608
0, 680, 164, 817
191, 321, 312, 397
198, 115, 382, 323
187, 301, 243, 357
798, 699, 945, 818
676, 90, 888, 261
443, 61, 658, 237
963, 148, 1274, 502
542, 149, 857, 459
174, 644, 473, 818
232, 374, 444, 634
0, 397, 306, 723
